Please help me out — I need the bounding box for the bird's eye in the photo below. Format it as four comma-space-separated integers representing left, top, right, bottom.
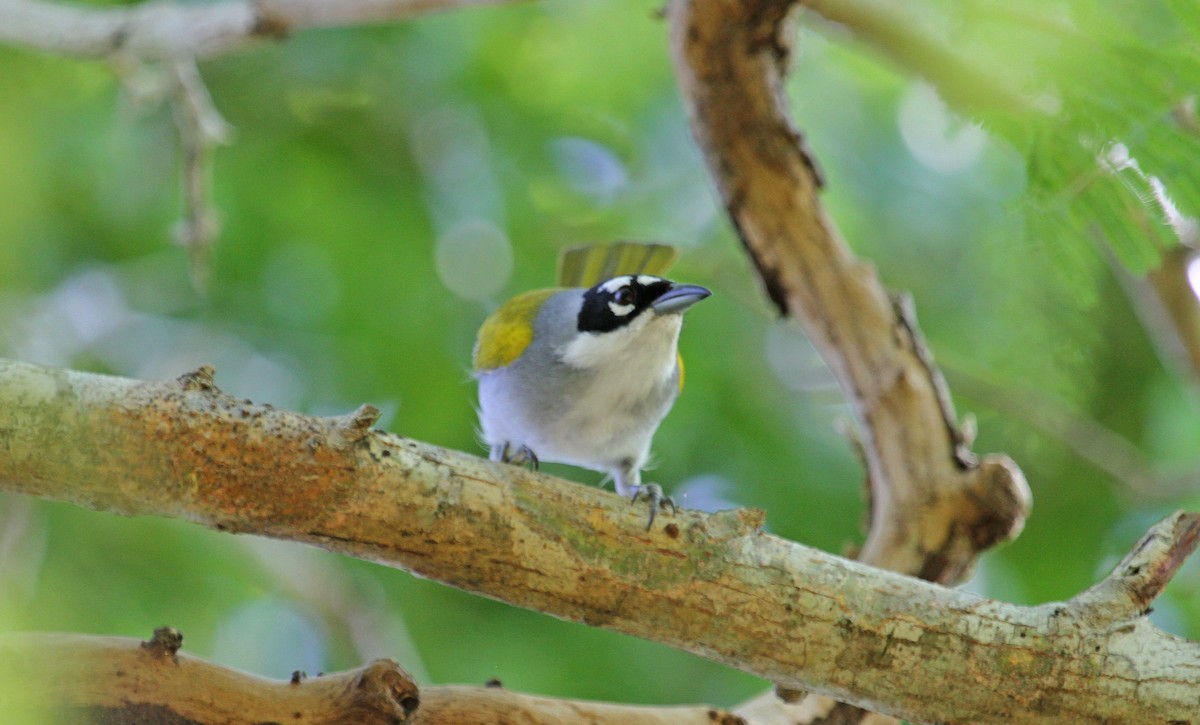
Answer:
614, 287, 635, 306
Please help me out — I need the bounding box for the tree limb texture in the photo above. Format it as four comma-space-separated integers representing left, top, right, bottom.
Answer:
0, 358, 1196, 722
0, 0, 516, 61
0, 628, 743, 724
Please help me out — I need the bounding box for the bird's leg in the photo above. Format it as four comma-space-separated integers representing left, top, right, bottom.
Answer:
614, 461, 675, 531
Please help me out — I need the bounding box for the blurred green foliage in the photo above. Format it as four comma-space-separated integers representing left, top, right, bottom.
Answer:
0, 0, 1198, 709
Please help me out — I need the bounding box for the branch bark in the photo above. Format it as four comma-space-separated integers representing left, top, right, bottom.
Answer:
0, 358, 1196, 723
666, 0, 1029, 583
0, 0, 517, 61
0, 628, 743, 724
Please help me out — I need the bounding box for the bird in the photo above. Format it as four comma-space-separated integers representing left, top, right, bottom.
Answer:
473, 242, 711, 529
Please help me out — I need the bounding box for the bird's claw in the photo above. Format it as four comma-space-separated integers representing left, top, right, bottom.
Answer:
632, 484, 676, 531
500, 443, 539, 470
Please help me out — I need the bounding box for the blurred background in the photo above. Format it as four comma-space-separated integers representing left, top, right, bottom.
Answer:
0, 0, 1198, 709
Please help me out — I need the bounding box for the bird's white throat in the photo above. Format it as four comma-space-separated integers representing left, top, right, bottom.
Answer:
559, 313, 682, 384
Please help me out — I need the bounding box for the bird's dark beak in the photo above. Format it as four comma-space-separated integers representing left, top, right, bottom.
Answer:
650, 283, 712, 315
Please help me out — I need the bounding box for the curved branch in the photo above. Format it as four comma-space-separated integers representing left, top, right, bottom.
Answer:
0, 629, 741, 724
0, 358, 1195, 722
0, 0, 517, 61
666, 0, 1029, 583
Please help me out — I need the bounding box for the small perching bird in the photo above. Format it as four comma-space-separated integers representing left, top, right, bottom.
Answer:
473, 242, 711, 528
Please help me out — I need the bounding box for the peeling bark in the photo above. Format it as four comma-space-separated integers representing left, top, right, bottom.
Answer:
0, 358, 1196, 723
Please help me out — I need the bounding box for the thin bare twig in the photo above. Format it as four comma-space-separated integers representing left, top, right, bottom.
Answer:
0, 0, 522, 264
0, 0, 520, 61
169, 58, 230, 291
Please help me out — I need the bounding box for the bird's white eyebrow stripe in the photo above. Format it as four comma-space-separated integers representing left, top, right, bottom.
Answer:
599, 276, 634, 293
636, 275, 661, 286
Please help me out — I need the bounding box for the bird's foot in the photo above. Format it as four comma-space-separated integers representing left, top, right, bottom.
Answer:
631, 484, 677, 531
500, 443, 539, 470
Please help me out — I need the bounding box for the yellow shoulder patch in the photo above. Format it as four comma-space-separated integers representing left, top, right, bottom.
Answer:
473, 288, 561, 371
677, 352, 685, 393
557, 242, 679, 287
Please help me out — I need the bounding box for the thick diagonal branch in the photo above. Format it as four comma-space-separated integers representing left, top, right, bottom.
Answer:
0, 358, 1196, 723
668, 0, 1029, 582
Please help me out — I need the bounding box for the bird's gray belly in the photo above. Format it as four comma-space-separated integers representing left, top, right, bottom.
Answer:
478, 365, 675, 469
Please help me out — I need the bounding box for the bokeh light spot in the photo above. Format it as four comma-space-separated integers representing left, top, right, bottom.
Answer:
898, 82, 986, 174
550, 136, 628, 206
435, 219, 513, 302
212, 598, 326, 678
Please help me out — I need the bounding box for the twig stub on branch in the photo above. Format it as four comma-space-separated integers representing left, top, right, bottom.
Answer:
141, 626, 184, 659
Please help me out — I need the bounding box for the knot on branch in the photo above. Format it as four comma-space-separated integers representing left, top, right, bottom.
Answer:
330, 404, 382, 446
911, 455, 1031, 583
965, 454, 1032, 551
140, 626, 183, 660
347, 659, 420, 721
176, 364, 217, 392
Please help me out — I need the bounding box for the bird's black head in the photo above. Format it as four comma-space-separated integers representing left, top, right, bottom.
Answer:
577, 275, 711, 333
